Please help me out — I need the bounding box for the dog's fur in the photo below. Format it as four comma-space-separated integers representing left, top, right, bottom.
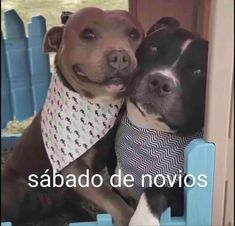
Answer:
1, 8, 144, 226
110, 17, 209, 226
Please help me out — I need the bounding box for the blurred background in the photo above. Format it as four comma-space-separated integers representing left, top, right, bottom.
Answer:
1, 0, 128, 31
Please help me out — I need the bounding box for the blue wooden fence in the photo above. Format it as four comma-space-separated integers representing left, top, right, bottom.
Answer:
1, 139, 215, 226
69, 139, 215, 226
1, 9, 50, 130
160, 139, 215, 226
70, 214, 113, 226
1, 10, 215, 226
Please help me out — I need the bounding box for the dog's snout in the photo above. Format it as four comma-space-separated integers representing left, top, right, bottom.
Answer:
107, 50, 130, 71
148, 73, 175, 96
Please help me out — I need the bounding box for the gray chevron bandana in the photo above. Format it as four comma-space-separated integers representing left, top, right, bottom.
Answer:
41, 72, 123, 172
115, 114, 203, 194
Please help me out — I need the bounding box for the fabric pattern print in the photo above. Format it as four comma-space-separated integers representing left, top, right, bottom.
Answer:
115, 114, 203, 194
41, 72, 123, 172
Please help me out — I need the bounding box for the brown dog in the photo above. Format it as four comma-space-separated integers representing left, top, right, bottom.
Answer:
1, 7, 144, 226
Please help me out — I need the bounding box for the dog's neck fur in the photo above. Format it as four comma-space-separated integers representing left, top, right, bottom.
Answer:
126, 100, 174, 133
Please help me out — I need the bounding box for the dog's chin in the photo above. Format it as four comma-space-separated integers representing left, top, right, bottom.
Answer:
130, 99, 171, 125
127, 99, 175, 132
103, 77, 127, 94
104, 84, 125, 94
129, 98, 156, 116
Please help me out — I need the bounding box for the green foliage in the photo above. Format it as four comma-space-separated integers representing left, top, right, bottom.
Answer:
1, 0, 128, 31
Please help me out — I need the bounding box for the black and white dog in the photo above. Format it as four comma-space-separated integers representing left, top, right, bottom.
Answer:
111, 17, 209, 226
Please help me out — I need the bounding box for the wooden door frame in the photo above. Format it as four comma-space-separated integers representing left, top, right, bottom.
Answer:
129, 0, 137, 17
205, 1, 234, 225
129, 0, 211, 38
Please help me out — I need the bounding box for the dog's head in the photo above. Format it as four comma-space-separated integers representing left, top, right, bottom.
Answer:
128, 17, 208, 135
43, 8, 144, 101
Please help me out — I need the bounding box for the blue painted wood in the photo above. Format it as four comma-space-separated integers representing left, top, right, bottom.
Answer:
184, 139, 215, 226
1, 222, 12, 226
68, 140, 215, 226
1, 33, 13, 129
27, 16, 50, 113
160, 139, 215, 226
69, 214, 113, 226
1, 10, 51, 150
1, 136, 20, 151
4, 9, 33, 120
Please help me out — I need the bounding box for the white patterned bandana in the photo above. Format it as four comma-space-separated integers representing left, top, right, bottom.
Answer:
41, 72, 123, 172
115, 114, 203, 194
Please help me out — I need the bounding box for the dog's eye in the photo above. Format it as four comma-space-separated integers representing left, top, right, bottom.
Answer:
149, 44, 158, 54
193, 69, 201, 76
129, 29, 140, 40
80, 28, 96, 40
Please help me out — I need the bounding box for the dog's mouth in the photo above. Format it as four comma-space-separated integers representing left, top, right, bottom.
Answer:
73, 64, 95, 84
130, 98, 164, 119
103, 77, 126, 93
130, 98, 170, 126
129, 99, 146, 117
73, 64, 127, 93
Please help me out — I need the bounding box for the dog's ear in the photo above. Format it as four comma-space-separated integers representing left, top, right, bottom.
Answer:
147, 17, 180, 36
43, 26, 63, 53
61, 11, 73, 24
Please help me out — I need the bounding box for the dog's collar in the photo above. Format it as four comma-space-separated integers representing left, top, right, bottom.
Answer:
115, 113, 203, 194
41, 71, 123, 172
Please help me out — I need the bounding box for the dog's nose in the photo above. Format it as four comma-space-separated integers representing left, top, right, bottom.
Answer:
107, 50, 130, 71
148, 73, 175, 96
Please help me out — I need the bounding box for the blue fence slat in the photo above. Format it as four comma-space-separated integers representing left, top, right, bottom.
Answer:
184, 139, 215, 226
4, 9, 33, 120
160, 139, 215, 226
69, 214, 113, 226
97, 214, 113, 226
1, 33, 13, 129
1, 222, 12, 226
27, 16, 51, 113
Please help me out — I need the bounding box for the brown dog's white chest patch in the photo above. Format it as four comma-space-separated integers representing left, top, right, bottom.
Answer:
41, 72, 123, 172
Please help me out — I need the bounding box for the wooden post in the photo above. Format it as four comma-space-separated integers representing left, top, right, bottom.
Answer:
160, 139, 215, 226
4, 9, 33, 120
27, 16, 51, 114
204, 0, 234, 225
1, 33, 12, 128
